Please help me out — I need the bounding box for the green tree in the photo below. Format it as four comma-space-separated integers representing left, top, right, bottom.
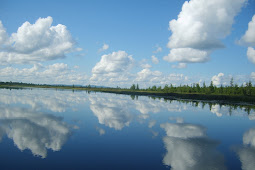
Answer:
157, 86, 162, 91
196, 83, 201, 93
209, 81, 214, 93
151, 85, 157, 91
163, 84, 169, 92
136, 83, 139, 90
130, 84, 136, 90
230, 77, 234, 87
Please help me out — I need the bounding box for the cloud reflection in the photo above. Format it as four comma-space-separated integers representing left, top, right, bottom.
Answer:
161, 122, 226, 170
89, 95, 133, 130
0, 89, 87, 113
0, 105, 72, 158
89, 93, 189, 130
235, 127, 255, 170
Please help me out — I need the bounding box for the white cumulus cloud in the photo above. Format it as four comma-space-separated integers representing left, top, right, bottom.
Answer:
240, 15, 255, 46
135, 68, 189, 87
164, 48, 210, 63
90, 51, 134, 85
0, 16, 77, 64
239, 15, 255, 65
211, 73, 225, 86
247, 47, 255, 64
165, 0, 247, 66
0, 63, 87, 85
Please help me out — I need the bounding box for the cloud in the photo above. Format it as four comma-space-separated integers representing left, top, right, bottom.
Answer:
251, 72, 255, 80
239, 15, 255, 65
151, 55, 159, 64
161, 122, 226, 170
0, 63, 87, 85
153, 45, 162, 53
0, 16, 76, 64
90, 51, 134, 85
172, 63, 187, 69
239, 15, 255, 46
0, 105, 72, 158
165, 0, 247, 65
210, 73, 254, 86
164, 48, 210, 63
211, 73, 225, 86
98, 43, 109, 52
247, 47, 255, 64
0, 21, 8, 46
135, 68, 162, 82
140, 63, 152, 69
134, 68, 189, 87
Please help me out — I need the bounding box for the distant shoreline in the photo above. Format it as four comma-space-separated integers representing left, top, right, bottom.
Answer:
1, 85, 255, 105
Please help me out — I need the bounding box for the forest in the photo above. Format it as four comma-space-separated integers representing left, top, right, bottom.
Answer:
130, 78, 255, 96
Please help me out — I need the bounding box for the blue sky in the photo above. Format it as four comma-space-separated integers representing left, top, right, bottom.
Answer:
0, 0, 254, 87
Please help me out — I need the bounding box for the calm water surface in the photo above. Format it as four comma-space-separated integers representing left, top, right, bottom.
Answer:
0, 88, 254, 170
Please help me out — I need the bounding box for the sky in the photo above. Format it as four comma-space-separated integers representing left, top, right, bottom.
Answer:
0, 0, 255, 88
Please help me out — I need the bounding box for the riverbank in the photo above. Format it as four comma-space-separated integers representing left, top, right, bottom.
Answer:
1, 85, 255, 105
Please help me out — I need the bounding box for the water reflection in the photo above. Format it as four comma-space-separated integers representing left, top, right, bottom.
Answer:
96, 126, 106, 135
0, 89, 87, 112
89, 93, 191, 130
88, 92, 255, 133
0, 105, 72, 158
0, 88, 254, 169
235, 127, 255, 170
148, 120, 157, 128
161, 122, 226, 170
89, 95, 133, 130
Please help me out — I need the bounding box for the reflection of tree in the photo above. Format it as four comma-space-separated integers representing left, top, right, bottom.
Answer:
0, 105, 72, 158
161, 122, 226, 170
235, 127, 255, 170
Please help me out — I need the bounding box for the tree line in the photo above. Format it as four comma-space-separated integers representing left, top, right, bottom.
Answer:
130, 78, 255, 96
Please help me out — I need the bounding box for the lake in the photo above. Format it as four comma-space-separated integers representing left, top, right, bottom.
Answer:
0, 88, 254, 170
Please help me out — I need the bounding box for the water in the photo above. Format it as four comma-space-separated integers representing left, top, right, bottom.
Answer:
0, 88, 254, 170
